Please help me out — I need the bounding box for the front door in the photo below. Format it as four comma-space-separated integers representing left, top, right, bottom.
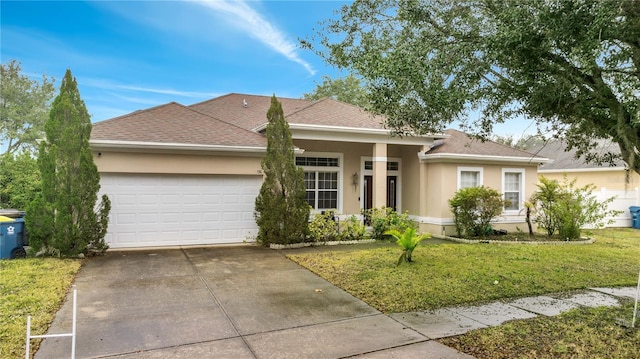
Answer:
364, 175, 373, 212
387, 175, 397, 211
364, 175, 397, 212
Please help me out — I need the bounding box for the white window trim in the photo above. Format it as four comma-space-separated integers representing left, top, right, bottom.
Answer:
360, 156, 402, 211
502, 168, 525, 213
457, 166, 484, 189
296, 152, 343, 213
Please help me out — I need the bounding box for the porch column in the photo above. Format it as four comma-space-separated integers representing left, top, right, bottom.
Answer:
372, 143, 387, 208
419, 146, 429, 220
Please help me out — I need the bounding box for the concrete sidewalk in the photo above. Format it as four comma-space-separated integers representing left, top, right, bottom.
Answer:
34, 246, 636, 358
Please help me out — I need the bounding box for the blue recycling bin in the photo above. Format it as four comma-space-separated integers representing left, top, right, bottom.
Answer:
630, 206, 640, 229
0, 216, 26, 259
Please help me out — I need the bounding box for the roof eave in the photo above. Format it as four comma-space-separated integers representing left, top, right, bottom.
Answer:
90, 139, 277, 155
287, 124, 447, 145
419, 152, 552, 165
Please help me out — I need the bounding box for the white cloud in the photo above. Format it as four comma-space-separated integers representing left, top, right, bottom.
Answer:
190, 0, 316, 75
83, 77, 219, 99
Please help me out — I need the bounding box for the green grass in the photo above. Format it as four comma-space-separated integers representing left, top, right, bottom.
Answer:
0, 258, 82, 359
287, 228, 640, 313
439, 301, 640, 358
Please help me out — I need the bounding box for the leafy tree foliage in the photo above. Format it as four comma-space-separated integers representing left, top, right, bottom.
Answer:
308, 0, 640, 175
449, 186, 508, 238
303, 74, 369, 108
26, 69, 110, 256
492, 134, 547, 150
254, 95, 309, 245
1, 60, 55, 155
0, 152, 40, 209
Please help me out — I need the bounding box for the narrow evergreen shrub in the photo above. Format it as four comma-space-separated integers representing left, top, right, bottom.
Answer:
254, 95, 309, 245
25, 69, 110, 256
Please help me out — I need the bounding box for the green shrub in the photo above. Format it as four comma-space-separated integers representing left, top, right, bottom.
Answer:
339, 215, 366, 241
364, 207, 416, 240
449, 186, 508, 238
308, 211, 339, 242
531, 175, 621, 239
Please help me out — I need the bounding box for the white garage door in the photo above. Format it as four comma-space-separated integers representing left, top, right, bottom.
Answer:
99, 173, 262, 248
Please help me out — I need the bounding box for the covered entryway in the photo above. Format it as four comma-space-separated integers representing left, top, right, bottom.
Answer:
99, 173, 261, 248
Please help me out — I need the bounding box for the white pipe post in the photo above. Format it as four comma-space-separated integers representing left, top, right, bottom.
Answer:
633, 270, 640, 328
71, 286, 77, 359
25, 316, 31, 359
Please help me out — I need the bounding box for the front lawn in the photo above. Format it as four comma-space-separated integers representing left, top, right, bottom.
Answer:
287, 228, 640, 313
0, 258, 82, 359
440, 301, 640, 358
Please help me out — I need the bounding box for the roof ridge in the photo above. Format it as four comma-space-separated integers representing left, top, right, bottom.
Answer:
189, 93, 235, 107
187, 105, 266, 139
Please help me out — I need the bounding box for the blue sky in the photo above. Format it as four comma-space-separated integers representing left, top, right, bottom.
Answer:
2, 0, 349, 122
1, 0, 534, 136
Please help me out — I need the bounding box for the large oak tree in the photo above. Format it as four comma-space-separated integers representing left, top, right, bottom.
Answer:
0, 60, 55, 155
306, 0, 640, 175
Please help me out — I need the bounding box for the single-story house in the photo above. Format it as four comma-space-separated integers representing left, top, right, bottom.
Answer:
90, 93, 550, 248
530, 140, 640, 227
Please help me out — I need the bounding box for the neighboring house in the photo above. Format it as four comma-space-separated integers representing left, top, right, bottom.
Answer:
530, 140, 640, 227
90, 93, 550, 248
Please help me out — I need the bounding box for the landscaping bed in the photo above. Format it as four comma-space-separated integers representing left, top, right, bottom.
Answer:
433, 232, 594, 245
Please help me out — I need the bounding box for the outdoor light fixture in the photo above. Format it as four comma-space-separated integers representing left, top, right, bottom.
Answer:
352, 172, 359, 191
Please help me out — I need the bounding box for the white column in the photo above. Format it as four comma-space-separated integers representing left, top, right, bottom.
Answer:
372, 143, 387, 208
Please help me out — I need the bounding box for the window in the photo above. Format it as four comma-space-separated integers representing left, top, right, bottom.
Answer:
503, 169, 524, 211
297, 155, 341, 210
364, 161, 399, 171
458, 167, 483, 189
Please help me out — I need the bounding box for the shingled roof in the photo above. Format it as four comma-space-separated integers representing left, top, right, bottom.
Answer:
92, 93, 389, 149
529, 139, 625, 170
189, 93, 311, 131
422, 129, 547, 162
91, 102, 266, 148
285, 97, 385, 129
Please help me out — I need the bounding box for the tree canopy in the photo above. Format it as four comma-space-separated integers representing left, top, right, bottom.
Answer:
303, 74, 369, 108
0, 60, 55, 155
306, 0, 640, 175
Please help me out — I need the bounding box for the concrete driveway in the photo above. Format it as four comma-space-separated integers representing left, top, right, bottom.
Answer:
35, 245, 470, 358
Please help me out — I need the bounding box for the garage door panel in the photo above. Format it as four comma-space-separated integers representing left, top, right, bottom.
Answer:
99, 173, 261, 248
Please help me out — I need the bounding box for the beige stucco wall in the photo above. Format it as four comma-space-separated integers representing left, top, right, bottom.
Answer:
398, 145, 423, 215
539, 170, 640, 190
293, 139, 372, 215
420, 161, 540, 236
93, 151, 263, 175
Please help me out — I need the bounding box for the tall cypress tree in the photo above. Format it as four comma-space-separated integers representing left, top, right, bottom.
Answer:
26, 69, 110, 256
254, 95, 309, 245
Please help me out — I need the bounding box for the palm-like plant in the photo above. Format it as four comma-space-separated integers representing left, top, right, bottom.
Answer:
384, 227, 430, 265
